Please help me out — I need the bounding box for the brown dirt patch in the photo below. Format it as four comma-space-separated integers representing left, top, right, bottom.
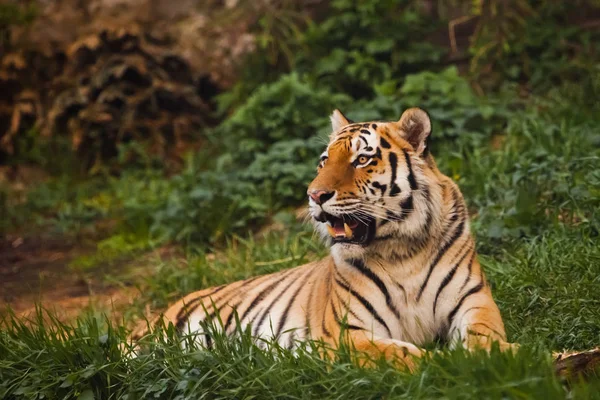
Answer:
0, 233, 138, 322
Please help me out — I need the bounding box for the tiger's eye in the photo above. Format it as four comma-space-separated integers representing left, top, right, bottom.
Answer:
358, 156, 369, 164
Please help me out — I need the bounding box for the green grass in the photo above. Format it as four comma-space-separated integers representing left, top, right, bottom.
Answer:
1, 95, 600, 399
1, 299, 599, 399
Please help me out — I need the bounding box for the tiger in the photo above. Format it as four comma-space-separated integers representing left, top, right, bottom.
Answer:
131, 107, 514, 368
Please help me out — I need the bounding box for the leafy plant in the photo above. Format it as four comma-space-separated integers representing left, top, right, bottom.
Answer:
466, 1, 600, 90
295, 0, 446, 97
212, 73, 349, 163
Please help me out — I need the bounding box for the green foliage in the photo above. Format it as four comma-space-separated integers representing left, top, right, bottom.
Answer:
346, 66, 516, 144
119, 73, 348, 244
468, 1, 600, 90
7, 0, 600, 251
242, 139, 323, 204
296, 0, 446, 96
224, 0, 447, 109
213, 73, 348, 161
149, 168, 267, 244
443, 95, 600, 243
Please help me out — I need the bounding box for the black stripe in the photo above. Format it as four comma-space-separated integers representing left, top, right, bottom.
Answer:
220, 277, 268, 333
417, 219, 466, 301
375, 147, 382, 160
333, 288, 365, 324
238, 271, 294, 324
184, 278, 262, 332
371, 181, 386, 195
462, 306, 485, 314
380, 137, 391, 149
175, 284, 228, 325
433, 244, 472, 317
223, 302, 242, 334
388, 152, 401, 196
287, 331, 296, 349
459, 251, 476, 291
345, 325, 364, 331
304, 280, 314, 337
449, 188, 463, 223
447, 280, 485, 326
403, 150, 418, 191
468, 321, 505, 339
382, 195, 413, 223
394, 281, 408, 303
334, 270, 352, 288
334, 277, 392, 337
320, 270, 334, 338
397, 195, 414, 220
275, 269, 313, 338
331, 300, 363, 331
330, 298, 342, 325
421, 187, 433, 235
345, 258, 400, 319
176, 285, 247, 331
465, 331, 490, 338
359, 135, 368, 145
321, 310, 332, 338
253, 269, 303, 336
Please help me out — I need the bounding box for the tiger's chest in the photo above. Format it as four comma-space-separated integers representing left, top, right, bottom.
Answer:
334, 261, 446, 346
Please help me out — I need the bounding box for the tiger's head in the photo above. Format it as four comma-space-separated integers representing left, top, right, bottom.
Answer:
308, 107, 443, 260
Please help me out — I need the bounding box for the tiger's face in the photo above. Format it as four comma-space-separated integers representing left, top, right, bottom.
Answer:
308, 108, 435, 258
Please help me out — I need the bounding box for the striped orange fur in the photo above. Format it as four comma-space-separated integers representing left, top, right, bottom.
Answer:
132, 108, 514, 368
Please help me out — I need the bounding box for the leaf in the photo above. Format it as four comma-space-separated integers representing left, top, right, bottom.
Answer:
78, 389, 95, 400
365, 38, 394, 54
60, 377, 74, 388
81, 366, 97, 379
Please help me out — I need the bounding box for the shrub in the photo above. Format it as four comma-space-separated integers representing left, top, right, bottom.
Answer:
212, 73, 350, 164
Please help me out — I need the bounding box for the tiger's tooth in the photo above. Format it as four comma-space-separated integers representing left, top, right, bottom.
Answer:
326, 224, 336, 237
344, 223, 353, 238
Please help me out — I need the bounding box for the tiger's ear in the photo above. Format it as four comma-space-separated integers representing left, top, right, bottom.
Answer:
330, 109, 352, 132
397, 108, 431, 155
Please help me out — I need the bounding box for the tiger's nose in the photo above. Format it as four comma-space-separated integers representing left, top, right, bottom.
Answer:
308, 190, 335, 205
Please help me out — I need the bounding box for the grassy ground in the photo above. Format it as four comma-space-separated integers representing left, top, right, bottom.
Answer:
1, 87, 600, 399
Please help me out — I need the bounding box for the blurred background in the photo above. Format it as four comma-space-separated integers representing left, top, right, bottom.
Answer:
0, 0, 599, 333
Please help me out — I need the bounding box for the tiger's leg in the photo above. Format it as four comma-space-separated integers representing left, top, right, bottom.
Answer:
346, 331, 424, 372
447, 286, 517, 352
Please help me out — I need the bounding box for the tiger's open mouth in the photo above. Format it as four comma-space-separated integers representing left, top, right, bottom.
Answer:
317, 212, 376, 245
